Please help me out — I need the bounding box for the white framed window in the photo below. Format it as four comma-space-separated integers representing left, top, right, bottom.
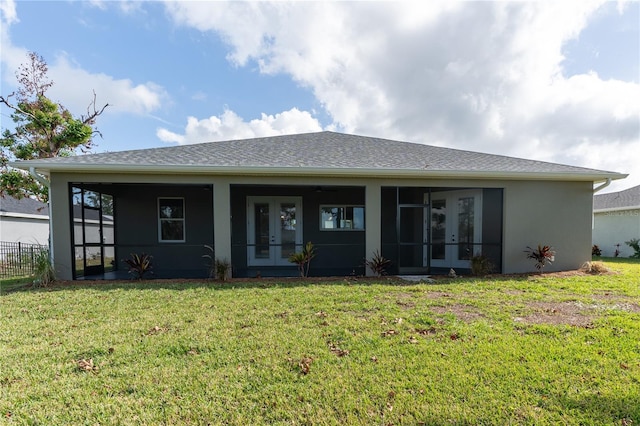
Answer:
320, 205, 365, 230
158, 197, 185, 242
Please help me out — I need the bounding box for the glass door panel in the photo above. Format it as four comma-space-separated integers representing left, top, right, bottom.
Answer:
429, 190, 482, 269
279, 203, 297, 261
254, 203, 271, 260
430, 199, 447, 261
248, 197, 302, 266
457, 197, 475, 261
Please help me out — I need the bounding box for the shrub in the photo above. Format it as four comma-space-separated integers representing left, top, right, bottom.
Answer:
471, 254, 494, 276
288, 242, 316, 278
524, 245, 555, 273
591, 245, 602, 257
122, 253, 153, 280
625, 238, 640, 259
364, 250, 392, 277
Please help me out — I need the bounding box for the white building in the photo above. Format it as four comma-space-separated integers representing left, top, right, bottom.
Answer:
593, 185, 640, 258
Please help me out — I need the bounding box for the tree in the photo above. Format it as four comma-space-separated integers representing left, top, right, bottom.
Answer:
0, 52, 108, 202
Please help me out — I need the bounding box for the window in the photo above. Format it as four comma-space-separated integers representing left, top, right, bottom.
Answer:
320, 206, 365, 230
158, 198, 185, 242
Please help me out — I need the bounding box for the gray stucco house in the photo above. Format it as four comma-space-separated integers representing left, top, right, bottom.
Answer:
593, 185, 640, 257
11, 131, 626, 280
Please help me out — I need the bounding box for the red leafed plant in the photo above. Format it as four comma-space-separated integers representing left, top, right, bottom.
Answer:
524, 245, 555, 273
123, 253, 153, 280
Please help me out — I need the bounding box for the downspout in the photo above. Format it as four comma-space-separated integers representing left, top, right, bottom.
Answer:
29, 167, 53, 265
593, 178, 611, 194
591, 177, 611, 232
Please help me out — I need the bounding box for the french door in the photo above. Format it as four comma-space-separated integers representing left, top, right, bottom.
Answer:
247, 197, 302, 266
427, 190, 482, 269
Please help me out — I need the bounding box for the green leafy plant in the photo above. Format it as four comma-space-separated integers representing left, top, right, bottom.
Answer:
364, 250, 392, 277
288, 242, 316, 278
470, 254, 494, 276
33, 248, 55, 287
122, 253, 153, 280
624, 238, 640, 259
591, 244, 602, 257
524, 245, 555, 273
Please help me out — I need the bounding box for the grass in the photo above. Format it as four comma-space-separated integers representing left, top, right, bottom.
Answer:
1, 260, 639, 425
0, 276, 34, 293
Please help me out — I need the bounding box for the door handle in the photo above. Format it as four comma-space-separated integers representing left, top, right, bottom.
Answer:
451, 234, 456, 242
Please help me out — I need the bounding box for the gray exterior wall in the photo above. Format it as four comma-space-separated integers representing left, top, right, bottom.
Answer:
112, 184, 213, 278
48, 172, 597, 279
502, 180, 593, 273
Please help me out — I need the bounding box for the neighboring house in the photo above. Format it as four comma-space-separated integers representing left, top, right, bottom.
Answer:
0, 195, 49, 244
10, 131, 626, 280
593, 185, 640, 258
0, 194, 114, 255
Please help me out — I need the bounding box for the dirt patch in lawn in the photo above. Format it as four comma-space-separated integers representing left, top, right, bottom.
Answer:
430, 304, 485, 323
515, 301, 595, 327
513, 299, 640, 327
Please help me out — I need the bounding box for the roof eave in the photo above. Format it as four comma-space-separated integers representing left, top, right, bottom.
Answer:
594, 205, 640, 213
11, 162, 627, 182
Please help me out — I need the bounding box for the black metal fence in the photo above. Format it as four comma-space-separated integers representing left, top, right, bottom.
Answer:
0, 241, 48, 279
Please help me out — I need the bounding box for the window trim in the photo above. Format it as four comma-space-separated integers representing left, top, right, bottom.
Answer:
158, 197, 186, 243
319, 205, 365, 231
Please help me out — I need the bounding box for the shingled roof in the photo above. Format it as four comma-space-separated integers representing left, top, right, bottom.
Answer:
594, 185, 640, 211
12, 131, 625, 181
0, 195, 49, 216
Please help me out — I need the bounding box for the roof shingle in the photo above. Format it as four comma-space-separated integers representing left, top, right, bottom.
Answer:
594, 185, 640, 210
11, 131, 622, 178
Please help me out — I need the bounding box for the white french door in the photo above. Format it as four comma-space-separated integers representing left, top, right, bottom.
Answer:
427, 190, 482, 269
247, 197, 302, 266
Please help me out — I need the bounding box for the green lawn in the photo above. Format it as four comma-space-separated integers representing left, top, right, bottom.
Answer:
1, 260, 639, 425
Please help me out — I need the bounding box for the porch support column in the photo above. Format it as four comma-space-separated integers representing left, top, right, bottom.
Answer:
213, 180, 232, 278
49, 174, 72, 280
365, 182, 382, 276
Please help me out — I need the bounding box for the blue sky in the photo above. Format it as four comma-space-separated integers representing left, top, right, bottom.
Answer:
1, 1, 638, 192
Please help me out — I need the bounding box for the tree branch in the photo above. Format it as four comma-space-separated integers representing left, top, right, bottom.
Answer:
82, 91, 109, 125
0, 94, 38, 122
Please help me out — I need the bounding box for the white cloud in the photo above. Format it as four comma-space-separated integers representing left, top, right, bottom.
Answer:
157, 107, 322, 145
47, 54, 168, 116
0, 0, 28, 80
1, 1, 167, 119
0, 0, 17, 25
164, 1, 639, 191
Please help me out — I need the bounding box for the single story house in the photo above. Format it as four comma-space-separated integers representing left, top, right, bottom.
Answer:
11, 131, 626, 280
592, 185, 640, 257
0, 195, 50, 244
